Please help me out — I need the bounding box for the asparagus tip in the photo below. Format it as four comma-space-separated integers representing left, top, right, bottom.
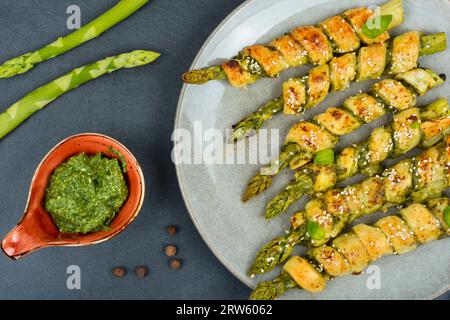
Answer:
0, 53, 35, 79
182, 71, 209, 84
122, 50, 161, 68
421, 98, 449, 121
265, 199, 285, 219
249, 273, 294, 300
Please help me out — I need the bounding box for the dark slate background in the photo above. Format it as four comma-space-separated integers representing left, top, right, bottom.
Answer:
0, 0, 447, 300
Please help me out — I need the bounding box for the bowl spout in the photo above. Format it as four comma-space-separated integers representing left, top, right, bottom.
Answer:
2, 207, 58, 260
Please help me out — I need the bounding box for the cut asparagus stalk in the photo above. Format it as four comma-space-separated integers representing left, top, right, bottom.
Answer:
242, 68, 445, 201
0, 50, 160, 140
249, 138, 450, 276
420, 33, 448, 56
183, 0, 404, 87
231, 32, 446, 142
266, 98, 450, 219
0, 0, 150, 78
250, 198, 449, 300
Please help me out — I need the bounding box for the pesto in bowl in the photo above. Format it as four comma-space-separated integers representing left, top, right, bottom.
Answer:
45, 153, 128, 234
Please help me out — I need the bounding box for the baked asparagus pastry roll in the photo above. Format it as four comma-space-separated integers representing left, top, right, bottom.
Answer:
249, 137, 450, 276
265, 98, 450, 219
183, 0, 404, 87
231, 31, 446, 141
249, 198, 450, 300
243, 68, 445, 201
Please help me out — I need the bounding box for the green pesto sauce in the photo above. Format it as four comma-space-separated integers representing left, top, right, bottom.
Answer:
45, 153, 129, 234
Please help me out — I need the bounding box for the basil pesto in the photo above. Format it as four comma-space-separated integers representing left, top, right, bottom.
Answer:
45, 153, 128, 234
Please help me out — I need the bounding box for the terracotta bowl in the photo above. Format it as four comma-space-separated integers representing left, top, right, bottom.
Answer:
1, 133, 145, 260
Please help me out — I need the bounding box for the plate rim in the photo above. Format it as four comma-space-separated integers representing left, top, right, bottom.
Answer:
174, 0, 258, 291
173, 0, 450, 299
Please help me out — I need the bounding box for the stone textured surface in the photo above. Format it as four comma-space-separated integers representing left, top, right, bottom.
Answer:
0, 0, 249, 299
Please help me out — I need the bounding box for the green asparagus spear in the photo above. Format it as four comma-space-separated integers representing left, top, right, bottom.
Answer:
181, 66, 227, 84
0, 50, 160, 140
420, 33, 448, 56
250, 139, 449, 275
243, 175, 274, 203
231, 32, 446, 141
249, 272, 297, 300
0, 0, 150, 78
230, 98, 283, 142
265, 173, 313, 219
248, 225, 308, 277
249, 226, 307, 276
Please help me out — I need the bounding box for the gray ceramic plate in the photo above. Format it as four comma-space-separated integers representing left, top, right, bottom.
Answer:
175, 0, 450, 299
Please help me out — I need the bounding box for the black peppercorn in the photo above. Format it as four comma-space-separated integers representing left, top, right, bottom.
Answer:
112, 267, 126, 278
170, 259, 182, 270
165, 245, 177, 257
135, 266, 149, 278
166, 225, 178, 235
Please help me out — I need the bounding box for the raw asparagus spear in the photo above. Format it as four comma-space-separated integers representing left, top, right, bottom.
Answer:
249, 138, 450, 276
0, 50, 160, 140
266, 98, 450, 219
0, 0, 150, 78
183, 0, 404, 87
243, 68, 445, 201
231, 31, 446, 141
250, 198, 449, 300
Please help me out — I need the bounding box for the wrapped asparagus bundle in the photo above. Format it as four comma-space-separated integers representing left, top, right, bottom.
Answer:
231, 31, 446, 141
243, 68, 445, 201
183, 0, 404, 87
250, 198, 450, 300
249, 137, 450, 276
266, 98, 450, 219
